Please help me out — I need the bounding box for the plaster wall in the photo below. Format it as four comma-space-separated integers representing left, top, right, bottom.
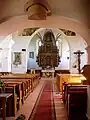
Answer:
67, 35, 87, 73
11, 36, 30, 73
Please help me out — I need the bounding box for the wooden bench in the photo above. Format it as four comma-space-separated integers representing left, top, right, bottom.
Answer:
56, 73, 86, 92
5, 86, 17, 116
63, 84, 87, 120
62, 83, 84, 103
68, 90, 87, 120
0, 73, 40, 117
0, 93, 12, 120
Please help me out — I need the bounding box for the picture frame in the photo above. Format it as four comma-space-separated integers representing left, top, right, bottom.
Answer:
13, 52, 21, 65
29, 52, 34, 59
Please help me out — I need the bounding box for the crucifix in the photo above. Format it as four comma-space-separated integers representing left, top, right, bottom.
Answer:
74, 50, 84, 74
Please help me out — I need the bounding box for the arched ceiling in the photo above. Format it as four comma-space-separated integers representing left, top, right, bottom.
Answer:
0, 0, 89, 26
0, 0, 89, 45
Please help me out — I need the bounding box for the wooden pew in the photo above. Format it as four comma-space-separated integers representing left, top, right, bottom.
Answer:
0, 73, 40, 118
62, 83, 84, 103
56, 73, 86, 92
3, 79, 28, 104
0, 73, 40, 109
5, 82, 23, 110
5, 86, 17, 116
0, 93, 12, 120
63, 84, 87, 120
68, 90, 87, 120
0, 86, 17, 117
0, 73, 40, 91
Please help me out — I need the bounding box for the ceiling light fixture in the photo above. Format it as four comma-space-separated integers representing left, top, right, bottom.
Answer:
24, 0, 51, 20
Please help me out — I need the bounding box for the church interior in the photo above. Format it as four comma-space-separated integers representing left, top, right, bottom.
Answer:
0, 0, 90, 120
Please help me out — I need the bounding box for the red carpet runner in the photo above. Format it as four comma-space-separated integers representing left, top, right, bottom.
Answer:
28, 81, 56, 120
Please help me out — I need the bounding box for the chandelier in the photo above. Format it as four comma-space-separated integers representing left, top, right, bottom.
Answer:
24, 0, 51, 20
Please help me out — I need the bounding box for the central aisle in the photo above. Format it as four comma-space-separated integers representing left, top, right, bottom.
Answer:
28, 80, 56, 120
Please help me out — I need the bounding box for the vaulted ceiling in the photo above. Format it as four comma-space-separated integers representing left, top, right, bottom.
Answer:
0, 0, 89, 43
0, 0, 89, 26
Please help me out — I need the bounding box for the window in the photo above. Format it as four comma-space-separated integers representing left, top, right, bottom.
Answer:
36, 40, 42, 55
39, 41, 42, 46
56, 40, 59, 46
56, 39, 62, 56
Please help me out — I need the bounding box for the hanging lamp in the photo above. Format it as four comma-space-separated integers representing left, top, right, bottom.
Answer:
24, 0, 51, 20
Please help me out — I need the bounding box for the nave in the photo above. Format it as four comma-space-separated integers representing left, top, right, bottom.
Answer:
0, 76, 67, 120
0, 1, 89, 120
0, 72, 88, 120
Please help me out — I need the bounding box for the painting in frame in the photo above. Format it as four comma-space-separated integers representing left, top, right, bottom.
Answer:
13, 52, 21, 65
29, 52, 34, 59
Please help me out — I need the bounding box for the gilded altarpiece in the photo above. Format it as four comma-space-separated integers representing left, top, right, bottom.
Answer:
36, 30, 60, 77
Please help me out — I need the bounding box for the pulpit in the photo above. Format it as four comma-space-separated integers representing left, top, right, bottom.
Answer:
36, 29, 60, 72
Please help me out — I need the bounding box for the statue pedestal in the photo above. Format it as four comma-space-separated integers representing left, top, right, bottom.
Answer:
42, 69, 55, 78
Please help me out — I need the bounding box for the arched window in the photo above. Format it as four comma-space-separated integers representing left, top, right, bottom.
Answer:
56, 39, 62, 56
36, 40, 42, 55
39, 40, 42, 46
56, 40, 59, 46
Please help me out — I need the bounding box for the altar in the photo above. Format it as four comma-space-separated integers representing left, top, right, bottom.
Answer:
42, 69, 55, 78
36, 30, 60, 74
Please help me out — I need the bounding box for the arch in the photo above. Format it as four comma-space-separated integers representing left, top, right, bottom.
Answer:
0, 15, 89, 44
28, 28, 88, 71
28, 28, 71, 70
29, 28, 71, 51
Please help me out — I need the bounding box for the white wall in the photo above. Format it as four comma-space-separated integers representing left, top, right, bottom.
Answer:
1, 48, 10, 72
12, 36, 30, 73
55, 36, 70, 70
27, 32, 87, 72
67, 35, 87, 73
0, 34, 14, 72
11, 31, 87, 74
27, 29, 70, 70
27, 35, 39, 69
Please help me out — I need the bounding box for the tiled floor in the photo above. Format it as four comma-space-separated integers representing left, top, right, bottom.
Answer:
0, 78, 67, 120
